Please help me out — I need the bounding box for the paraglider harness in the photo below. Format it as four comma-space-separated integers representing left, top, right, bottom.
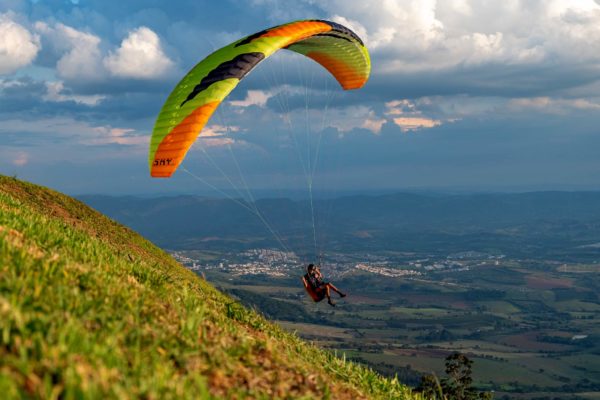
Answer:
302, 263, 326, 302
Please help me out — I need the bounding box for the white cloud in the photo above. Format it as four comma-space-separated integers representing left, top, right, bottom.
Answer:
87, 127, 147, 146
385, 98, 446, 132
0, 78, 25, 90
449, 0, 472, 15
508, 96, 600, 113
392, 117, 442, 132
362, 116, 387, 134
318, 1, 600, 73
382, 94, 600, 130
0, 13, 40, 74
569, 98, 600, 110
32, 23, 174, 82
322, 106, 385, 134
44, 81, 105, 105
510, 96, 553, 110
0, 116, 145, 150
194, 124, 238, 147
104, 27, 174, 78
13, 151, 28, 166
230, 90, 272, 108
385, 99, 417, 115
35, 22, 104, 81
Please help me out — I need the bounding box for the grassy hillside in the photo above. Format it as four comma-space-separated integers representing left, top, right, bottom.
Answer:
0, 175, 420, 399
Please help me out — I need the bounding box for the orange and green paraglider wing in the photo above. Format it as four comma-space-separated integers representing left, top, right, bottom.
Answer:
149, 19, 370, 178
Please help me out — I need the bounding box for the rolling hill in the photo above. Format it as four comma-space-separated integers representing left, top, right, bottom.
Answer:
0, 175, 419, 399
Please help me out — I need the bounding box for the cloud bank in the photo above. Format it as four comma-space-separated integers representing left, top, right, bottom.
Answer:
2, 0, 600, 194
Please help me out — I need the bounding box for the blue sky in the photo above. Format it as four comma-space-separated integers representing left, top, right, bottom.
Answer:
1, 0, 600, 195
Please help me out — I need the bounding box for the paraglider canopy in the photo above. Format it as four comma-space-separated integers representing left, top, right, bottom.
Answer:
149, 19, 370, 178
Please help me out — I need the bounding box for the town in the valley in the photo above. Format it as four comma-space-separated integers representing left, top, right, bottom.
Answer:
170, 248, 507, 278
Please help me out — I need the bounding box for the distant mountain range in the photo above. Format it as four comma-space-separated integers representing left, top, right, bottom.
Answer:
79, 191, 600, 261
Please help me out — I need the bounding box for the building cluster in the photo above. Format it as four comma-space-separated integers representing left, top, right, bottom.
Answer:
405, 252, 506, 272
170, 248, 507, 279
240, 248, 298, 263
355, 263, 421, 277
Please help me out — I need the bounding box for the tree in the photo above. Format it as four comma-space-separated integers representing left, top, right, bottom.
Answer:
416, 374, 443, 399
443, 353, 475, 399
415, 352, 493, 399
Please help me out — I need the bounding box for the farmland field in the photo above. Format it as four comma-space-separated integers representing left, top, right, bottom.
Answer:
195, 255, 600, 399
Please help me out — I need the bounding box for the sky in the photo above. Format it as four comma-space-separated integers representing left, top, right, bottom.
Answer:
1, 0, 600, 196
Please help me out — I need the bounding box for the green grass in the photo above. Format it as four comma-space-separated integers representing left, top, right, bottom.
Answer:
389, 307, 452, 317
0, 176, 421, 399
474, 301, 521, 314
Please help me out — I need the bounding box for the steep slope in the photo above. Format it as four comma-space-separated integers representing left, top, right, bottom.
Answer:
0, 176, 420, 399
